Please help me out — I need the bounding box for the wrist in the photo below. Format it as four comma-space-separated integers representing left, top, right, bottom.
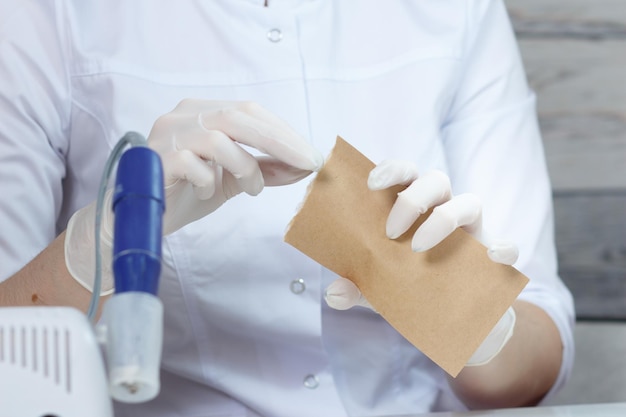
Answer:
466, 306, 516, 366
64, 193, 115, 295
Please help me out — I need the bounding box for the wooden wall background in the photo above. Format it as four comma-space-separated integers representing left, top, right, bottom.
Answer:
504, 0, 626, 320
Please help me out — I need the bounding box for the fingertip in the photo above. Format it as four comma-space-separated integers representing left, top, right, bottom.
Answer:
244, 174, 265, 196
411, 237, 433, 253
367, 168, 385, 190
487, 243, 519, 265
324, 293, 353, 311
192, 183, 217, 200
384, 194, 420, 239
218, 168, 263, 198
369, 160, 420, 190
410, 213, 454, 253
411, 244, 426, 253
367, 176, 386, 191
385, 218, 402, 240
367, 161, 392, 191
312, 150, 325, 172
324, 278, 360, 311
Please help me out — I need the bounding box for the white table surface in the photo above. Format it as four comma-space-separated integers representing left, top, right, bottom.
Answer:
389, 402, 626, 417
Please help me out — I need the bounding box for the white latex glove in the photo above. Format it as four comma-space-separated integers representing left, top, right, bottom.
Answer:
65, 100, 324, 294
324, 160, 519, 366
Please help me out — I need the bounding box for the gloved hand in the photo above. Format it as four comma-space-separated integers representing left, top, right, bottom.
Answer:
324, 160, 519, 366
65, 100, 324, 294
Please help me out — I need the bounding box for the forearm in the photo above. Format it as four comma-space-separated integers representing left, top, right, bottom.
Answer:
0, 232, 102, 314
448, 300, 563, 409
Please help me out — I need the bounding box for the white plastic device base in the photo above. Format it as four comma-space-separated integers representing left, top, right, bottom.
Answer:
0, 306, 113, 417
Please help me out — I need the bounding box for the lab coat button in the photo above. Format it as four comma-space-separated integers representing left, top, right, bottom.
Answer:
303, 374, 319, 389
267, 28, 283, 43
290, 278, 305, 294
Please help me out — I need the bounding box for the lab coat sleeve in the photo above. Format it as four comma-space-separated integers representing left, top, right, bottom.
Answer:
441, 0, 575, 402
0, 1, 71, 280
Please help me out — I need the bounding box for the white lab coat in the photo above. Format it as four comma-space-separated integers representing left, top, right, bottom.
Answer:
0, 1, 574, 416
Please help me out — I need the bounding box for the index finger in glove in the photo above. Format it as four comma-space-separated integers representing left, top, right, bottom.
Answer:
257, 156, 315, 186
199, 101, 324, 172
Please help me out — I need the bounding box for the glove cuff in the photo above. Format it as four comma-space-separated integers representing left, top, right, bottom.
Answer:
466, 306, 516, 366
64, 192, 115, 295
